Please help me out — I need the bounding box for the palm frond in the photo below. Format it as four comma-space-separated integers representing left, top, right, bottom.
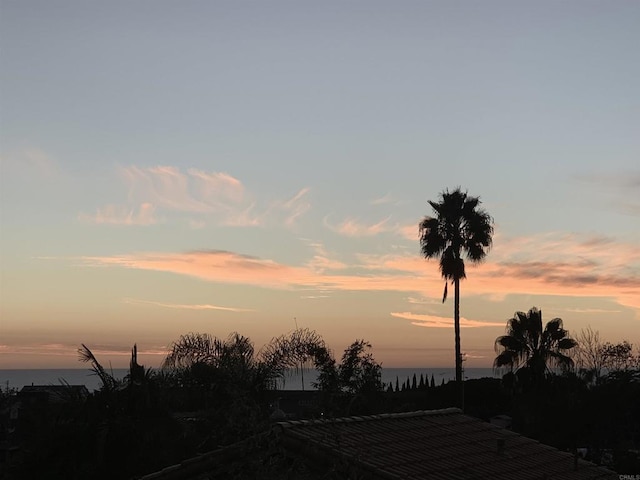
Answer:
77, 344, 117, 391
258, 328, 328, 385
419, 217, 446, 258
420, 187, 493, 282
494, 307, 578, 383
557, 338, 578, 350
440, 248, 465, 280
163, 332, 219, 369
494, 350, 518, 369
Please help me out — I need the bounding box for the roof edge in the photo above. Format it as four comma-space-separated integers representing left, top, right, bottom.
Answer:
276, 407, 462, 429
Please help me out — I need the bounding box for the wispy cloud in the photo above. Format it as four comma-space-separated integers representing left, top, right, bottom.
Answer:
79, 231, 640, 314
305, 241, 347, 273
0, 343, 79, 357
407, 296, 442, 305
575, 170, 640, 217
0, 147, 58, 177
79, 202, 157, 226
0, 342, 168, 358
268, 188, 311, 227
576, 171, 640, 189
123, 298, 254, 312
120, 165, 245, 214
397, 222, 419, 240
81, 250, 300, 289
370, 192, 403, 206
82, 165, 310, 228
324, 215, 394, 237
561, 307, 622, 314
390, 312, 504, 328
463, 353, 487, 360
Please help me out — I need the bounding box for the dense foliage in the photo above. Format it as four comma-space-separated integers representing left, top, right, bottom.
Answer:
494, 307, 577, 388
3, 323, 638, 478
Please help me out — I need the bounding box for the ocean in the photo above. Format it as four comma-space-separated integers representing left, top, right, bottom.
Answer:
0, 367, 499, 393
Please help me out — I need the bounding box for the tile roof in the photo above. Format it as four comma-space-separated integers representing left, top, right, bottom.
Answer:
19, 385, 89, 403
276, 408, 618, 480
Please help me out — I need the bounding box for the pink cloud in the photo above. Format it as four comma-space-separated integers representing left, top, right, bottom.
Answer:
82, 250, 301, 289
281, 188, 311, 226
0, 343, 167, 358
397, 223, 420, 240
84, 165, 310, 229
120, 165, 239, 213
370, 192, 403, 206
305, 241, 348, 273
390, 312, 505, 328
123, 298, 254, 312
221, 203, 263, 227
325, 215, 394, 237
79, 202, 157, 226
256, 188, 312, 228
80, 231, 640, 314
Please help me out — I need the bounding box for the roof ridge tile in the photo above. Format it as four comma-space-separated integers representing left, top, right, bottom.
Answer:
276, 407, 462, 429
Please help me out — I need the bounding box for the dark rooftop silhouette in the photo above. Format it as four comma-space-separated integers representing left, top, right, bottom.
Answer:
140, 408, 618, 479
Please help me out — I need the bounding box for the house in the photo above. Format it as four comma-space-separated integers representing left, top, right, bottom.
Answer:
18, 385, 89, 406
277, 408, 618, 479
139, 408, 618, 479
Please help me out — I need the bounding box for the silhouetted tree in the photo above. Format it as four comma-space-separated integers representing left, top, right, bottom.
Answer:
78, 343, 121, 392
574, 326, 605, 384
412, 373, 417, 390
419, 373, 425, 389
430, 374, 435, 388
164, 329, 328, 392
395, 376, 400, 392
312, 339, 384, 397
313, 346, 340, 393
601, 341, 638, 372
420, 188, 493, 394
494, 307, 577, 387
336, 340, 383, 395
260, 328, 329, 388
75, 343, 179, 479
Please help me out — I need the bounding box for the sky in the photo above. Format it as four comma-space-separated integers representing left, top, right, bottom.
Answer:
1, 1, 639, 370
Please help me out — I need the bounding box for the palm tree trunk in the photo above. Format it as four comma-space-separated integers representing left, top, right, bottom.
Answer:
454, 277, 462, 393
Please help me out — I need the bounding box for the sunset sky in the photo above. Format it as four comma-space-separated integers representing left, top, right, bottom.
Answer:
1, 1, 638, 369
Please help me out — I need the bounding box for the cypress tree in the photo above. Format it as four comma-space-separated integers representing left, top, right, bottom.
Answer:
430, 374, 435, 388
419, 373, 425, 389
412, 373, 417, 390
395, 376, 400, 392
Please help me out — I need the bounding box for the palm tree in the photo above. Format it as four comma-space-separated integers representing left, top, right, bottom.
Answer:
494, 307, 577, 385
419, 188, 493, 387
163, 329, 329, 390
78, 343, 121, 392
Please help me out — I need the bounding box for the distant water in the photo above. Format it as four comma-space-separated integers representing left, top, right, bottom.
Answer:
0, 368, 498, 393
283, 368, 498, 391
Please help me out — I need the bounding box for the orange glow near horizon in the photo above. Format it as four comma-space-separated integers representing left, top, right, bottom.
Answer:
78, 231, 640, 314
